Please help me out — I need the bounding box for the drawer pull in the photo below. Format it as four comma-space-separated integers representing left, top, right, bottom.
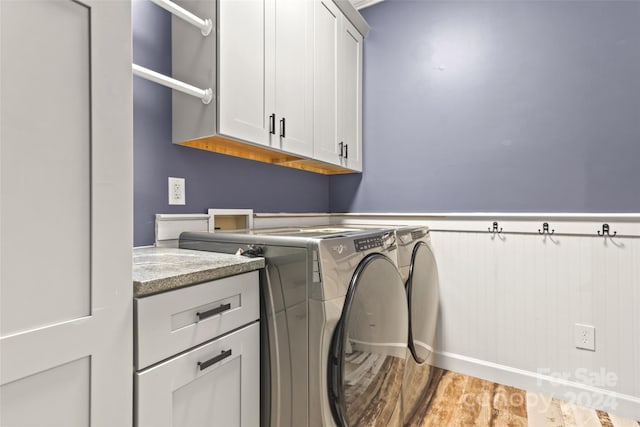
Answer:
196, 303, 231, 321
198, 349, 232, 371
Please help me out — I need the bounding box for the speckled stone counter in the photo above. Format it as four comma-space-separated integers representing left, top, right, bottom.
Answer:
133, 247, 264, 297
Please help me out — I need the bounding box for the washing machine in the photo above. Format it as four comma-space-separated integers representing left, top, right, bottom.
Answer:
311, 224, 441, 424
179, 227, 409, 427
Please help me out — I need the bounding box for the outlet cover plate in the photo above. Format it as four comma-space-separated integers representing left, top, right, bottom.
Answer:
574, 323, 595, 351
168, 177, 185, 205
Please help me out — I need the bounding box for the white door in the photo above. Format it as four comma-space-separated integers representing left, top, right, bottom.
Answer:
313, 0, 341, 166
339, 18, 363, 172
0, 1, 133, 426
218, 0, 270, 146
267, 0, 314, 157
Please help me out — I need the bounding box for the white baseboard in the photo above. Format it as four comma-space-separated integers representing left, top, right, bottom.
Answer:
435, 351, 640, 420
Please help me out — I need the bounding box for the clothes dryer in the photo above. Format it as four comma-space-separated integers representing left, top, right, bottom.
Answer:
394, 226, 440, 425
179, 227, 409, 427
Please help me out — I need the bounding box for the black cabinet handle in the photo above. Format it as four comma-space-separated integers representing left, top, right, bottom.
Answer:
196, 303, 231, 321
269, 114, 276, 135
345, 144, 349, 159
339, 142, 344, 157
198, 349, 232, 371
280, 117, 286, 138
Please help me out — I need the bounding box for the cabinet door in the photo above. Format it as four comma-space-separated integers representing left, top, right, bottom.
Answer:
268, 0, 314, 157
136, 323, 259, 427
339, 18, 364, 172
0, 1, 132, 426
313, 0, 342, 166
218, 0, 270, 146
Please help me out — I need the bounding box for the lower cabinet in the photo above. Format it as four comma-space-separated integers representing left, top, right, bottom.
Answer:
136, 322, 259, 427
134, 271, 260, 427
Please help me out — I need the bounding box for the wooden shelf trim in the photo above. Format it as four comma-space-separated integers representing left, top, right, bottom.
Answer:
178, 135, 355, 175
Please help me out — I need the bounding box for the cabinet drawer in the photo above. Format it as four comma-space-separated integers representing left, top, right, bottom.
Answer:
135, 271, 259, 369
136, 322, 259, 427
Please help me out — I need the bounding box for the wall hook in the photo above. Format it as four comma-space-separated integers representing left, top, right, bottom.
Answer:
538, 222, 554, 235
597, 223, 617, 237
488, 221, 502, 234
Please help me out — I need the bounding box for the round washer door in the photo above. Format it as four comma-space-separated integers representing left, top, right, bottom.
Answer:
406, 241, 440, 364
328, 253, 408, 427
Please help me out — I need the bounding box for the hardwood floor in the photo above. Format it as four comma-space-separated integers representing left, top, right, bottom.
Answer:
408, 368, 640, 427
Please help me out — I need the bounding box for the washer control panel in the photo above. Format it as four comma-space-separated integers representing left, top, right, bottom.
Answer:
354, 235, 383, 252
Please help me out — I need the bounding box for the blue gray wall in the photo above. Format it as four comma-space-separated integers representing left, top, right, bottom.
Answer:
330, 0, 640, 213
132, 0, 330, 246
134, 0, 640, 245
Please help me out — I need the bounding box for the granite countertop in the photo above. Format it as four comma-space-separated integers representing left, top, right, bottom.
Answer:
133, 247, 265, 297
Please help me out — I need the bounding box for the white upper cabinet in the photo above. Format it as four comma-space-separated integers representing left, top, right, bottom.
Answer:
172, 0, 367, 173
339, 17, 363, 172
314, 0, 364, 171
219, 0, 313, 157
218, 0, 270, 146
266, 0, 314, 157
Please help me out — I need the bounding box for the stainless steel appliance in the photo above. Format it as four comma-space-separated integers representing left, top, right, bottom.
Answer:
297, 224, 441, 425
179, 227, 409, 427
394, 226, 440, 425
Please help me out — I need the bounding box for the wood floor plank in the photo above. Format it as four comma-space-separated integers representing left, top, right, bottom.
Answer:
406, 369, 639, 427
417, 371, 468, 427
559, 401, 579, 426
525, 393, 563, 427
571, 404, 606, 427
458, 375, 494, 426
597, 410, 615, 427
491, 384, 527, 426
609, 414, 640, 427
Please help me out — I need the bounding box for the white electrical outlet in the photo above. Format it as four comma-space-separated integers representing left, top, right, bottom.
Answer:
574, 323, 595, 351
168, 177, 185, 205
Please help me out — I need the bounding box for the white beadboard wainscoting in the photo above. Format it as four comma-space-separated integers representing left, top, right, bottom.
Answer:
153, 212, 640, 418
430, 228, 640, 419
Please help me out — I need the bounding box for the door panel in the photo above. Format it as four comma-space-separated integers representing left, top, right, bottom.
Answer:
273, 0, 313, 156
218, 0, 269, 146
0, 0, 91, 336
0, 357, 90, 427
329, 254, 408, 427
0, 0, 132, 425
339, 20, 363, 171
313, 0, 340, 165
